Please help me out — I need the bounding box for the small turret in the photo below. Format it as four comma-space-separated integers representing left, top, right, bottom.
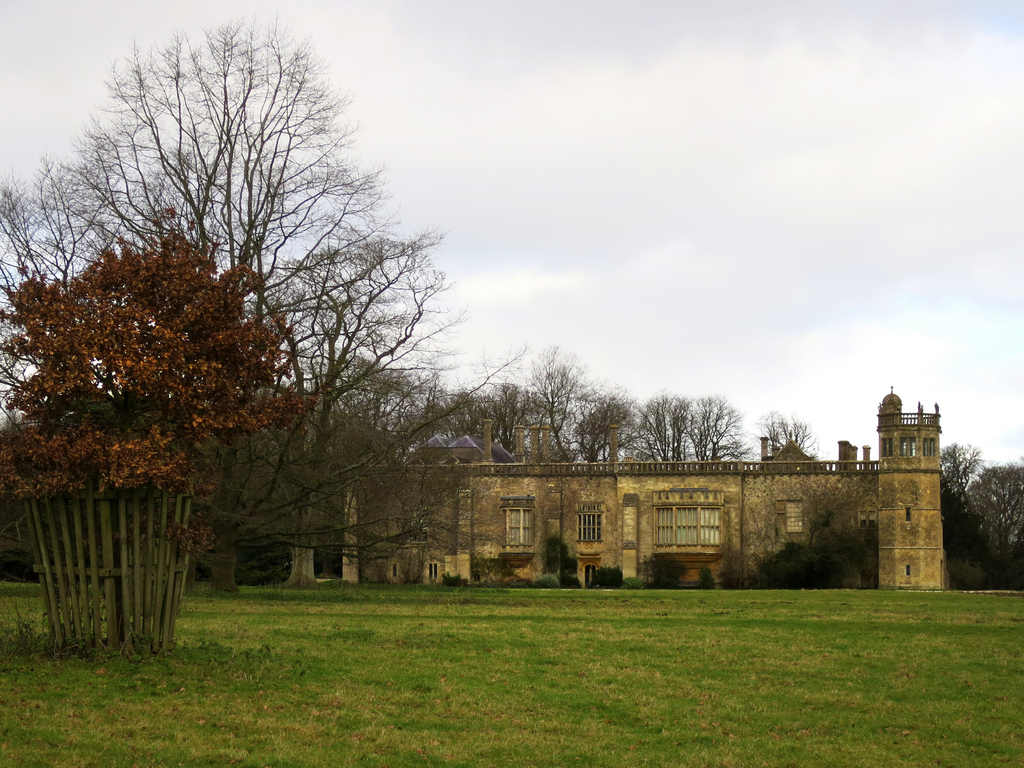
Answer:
877, 388, 940, 469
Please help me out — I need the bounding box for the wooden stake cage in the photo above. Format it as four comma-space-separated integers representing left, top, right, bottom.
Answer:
24, 485, 192, 652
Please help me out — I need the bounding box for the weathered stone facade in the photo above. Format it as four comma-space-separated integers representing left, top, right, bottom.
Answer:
376, 392, 946, 589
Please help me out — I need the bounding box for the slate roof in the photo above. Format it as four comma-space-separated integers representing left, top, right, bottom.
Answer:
423, 434, 516, 463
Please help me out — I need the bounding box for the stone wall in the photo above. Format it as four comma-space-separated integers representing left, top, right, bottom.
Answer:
456, 463, 886, 587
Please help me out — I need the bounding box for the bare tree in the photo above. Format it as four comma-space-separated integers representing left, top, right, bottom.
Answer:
969, 461, 1024, 588
0, 160, 110, 291
942, 443, 985, 500
0, 21, 458, 590
80, 23, 383, 285
528, 346, 595, 462
209, 362, 464, 589
686, 395, 749, 461
1, 23, 384, 300
756, 411, 819, 458
939, 442, 990, 587
634, 392, 692, 461
438, 380, 537, 452
572, 386, 636, 463
482, 381, 538, 451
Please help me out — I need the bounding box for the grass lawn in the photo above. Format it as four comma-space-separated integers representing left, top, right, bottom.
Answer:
0, 583, 1022, 767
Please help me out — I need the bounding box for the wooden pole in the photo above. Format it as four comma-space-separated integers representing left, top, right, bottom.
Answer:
132, 488, 143, 638
99, 494, 117, 649
152, 490, 170, 650
118, 492, 131, 649
56, 496, 83, 643
163, 494, 190, 649
84, 484, 104, 649
26, 499, 60, 643
70, 495, 92, 650
42, 498, 69, 646
143, 488, 156, 640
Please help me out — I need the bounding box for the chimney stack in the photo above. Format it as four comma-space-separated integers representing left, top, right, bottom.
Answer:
482, 419, 493, 463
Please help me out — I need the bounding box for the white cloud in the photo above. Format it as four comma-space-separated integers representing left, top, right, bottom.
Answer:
453, 268, 592, 307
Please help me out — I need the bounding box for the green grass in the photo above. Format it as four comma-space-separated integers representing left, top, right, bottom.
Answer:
1, 583, 1022, 767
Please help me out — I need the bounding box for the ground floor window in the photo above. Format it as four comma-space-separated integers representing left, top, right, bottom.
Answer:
578, 512, 602, 541
506, 508, 532, 545
656, 507, 720, 545
428, 562, 439, 579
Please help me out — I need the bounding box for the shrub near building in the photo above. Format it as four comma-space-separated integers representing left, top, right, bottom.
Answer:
591, 566, 623, 588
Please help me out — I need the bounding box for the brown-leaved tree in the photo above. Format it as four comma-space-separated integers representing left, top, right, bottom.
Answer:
0, 229, 301, 496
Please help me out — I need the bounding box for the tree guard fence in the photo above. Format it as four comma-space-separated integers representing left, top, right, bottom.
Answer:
24, 485, 192, 652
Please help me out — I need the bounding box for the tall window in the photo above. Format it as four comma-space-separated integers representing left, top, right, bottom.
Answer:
578, 513, 602, 541
881, 438, 894, 458
900, 437, 916, 457
428, 563, 439, 579
700, 508, 721, 544
922, 437, 937, 457
656, 507, 720, 545
506, 508, 532, 545
785, 501, 803, 533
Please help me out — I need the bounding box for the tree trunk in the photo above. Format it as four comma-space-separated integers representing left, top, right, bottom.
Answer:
283, 546, 318, 588
208, 445, 242, 593
319, 555, 335, 579
209, 525, 240, 592
185, 557, 198, 591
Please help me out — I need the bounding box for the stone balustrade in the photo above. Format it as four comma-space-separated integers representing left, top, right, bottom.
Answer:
473, 459, 880, 476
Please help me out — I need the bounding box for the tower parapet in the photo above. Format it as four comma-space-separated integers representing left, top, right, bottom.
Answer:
877, 391, 941, 470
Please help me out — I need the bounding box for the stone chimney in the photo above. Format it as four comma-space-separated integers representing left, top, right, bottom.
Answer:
482, 419, 493, 463
609, 424, 619, 464
862, 445, 871, 462
530, 425, 540, 462
760, 437, 771, 460
540, 425, 551, 461
514, 425, 526, 463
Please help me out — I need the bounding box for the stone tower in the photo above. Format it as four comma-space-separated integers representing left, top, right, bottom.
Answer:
876, 390, 945, 588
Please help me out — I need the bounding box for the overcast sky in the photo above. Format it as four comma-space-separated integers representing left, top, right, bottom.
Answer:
2, 1, 1023, 461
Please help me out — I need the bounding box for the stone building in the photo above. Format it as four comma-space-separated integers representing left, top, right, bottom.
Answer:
371, 390, 946, 589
